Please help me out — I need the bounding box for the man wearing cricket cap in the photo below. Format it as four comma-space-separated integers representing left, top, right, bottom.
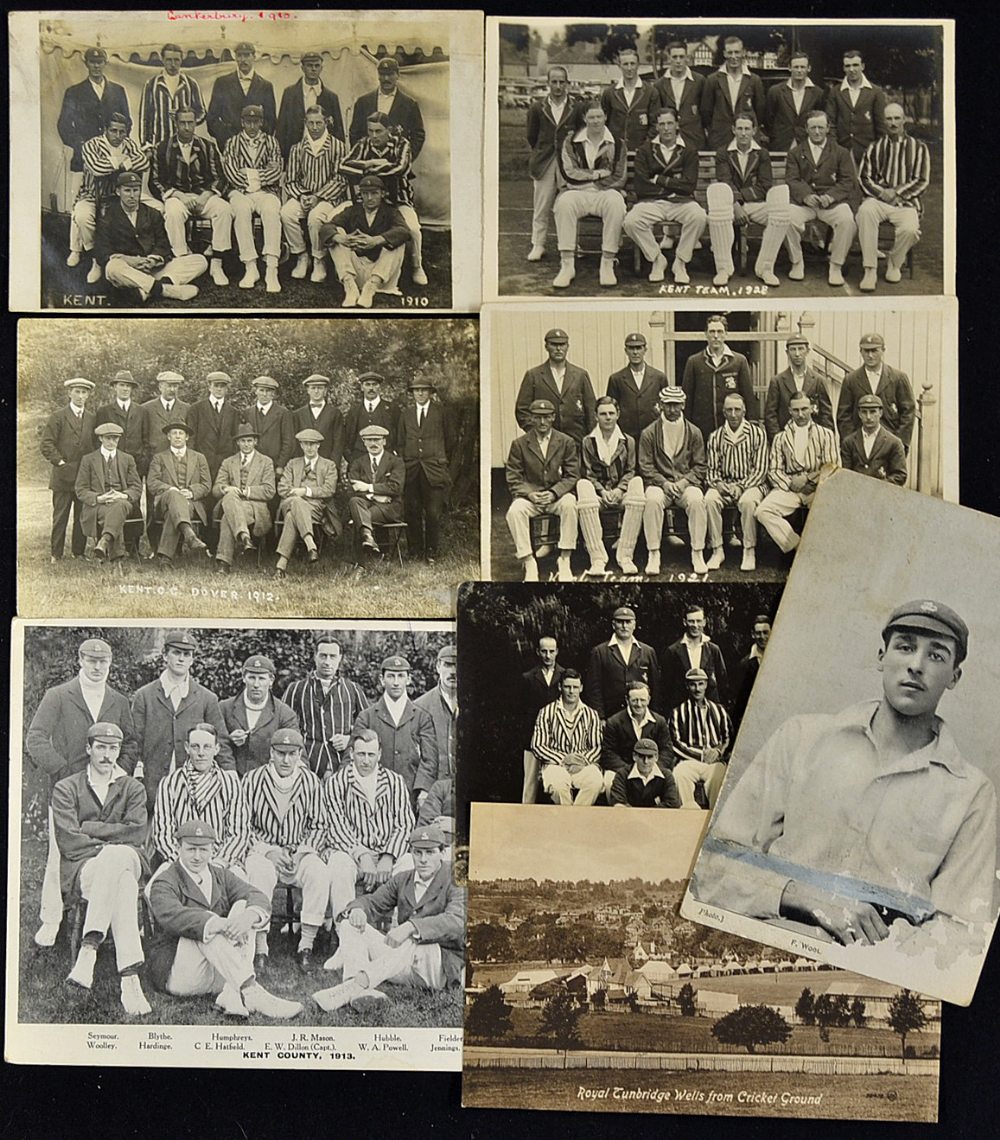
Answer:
316, 823, 465, 1012
147, 819, 303, 1019
609, 737, 681, 808
41, 377, 98, 562
514, 328, 597, 444
839, 393, 908, 484
75, 420, 142, 561
694, 600, 999, 950
670, 667, 733, 810
220, 654, 300, 776
838, 332, 916, 454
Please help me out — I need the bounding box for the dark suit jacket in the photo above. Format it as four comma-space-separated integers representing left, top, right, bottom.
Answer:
94, 400, 143, 459
732, 650, 762, 719
319, 201, 411, 258
637, 418, 706, 488
600, 82, 658, 149
701, 70, 767, 149
825, 82, 888, 158
147, 860, 271, 990
522, 664, 567, 717
207, 71, 277, 147
74, 448, 142, 536
40, 405, 98, 491
397, 402, 454, 489
525, 95, 577, 179
352, 696, 436, 792
632, 137, 698, 202
765, 81, 825, 151
147, 447, 212, 524
601, 708, 672, 775
57, 78, 132, 171
785, 137, 857, 206
277, 80, 345, 156
606, 365, 668, 440
715, 144, 773, 202
663, 639, 728, 707
609, 767, 681, 808
139, 397, 192, 475
585, 640, 662, 719
505, 431, 580, 501
248, 402, 295, 470
343, 399, 399, 460
291, 403, 346, 464
346, 450, 405, 508
650, 73, 706, 150
764, 367, 835, 439
219, 693, 300, 776
349, 88, 425, 159
514, 362, 596, 442
840, 426, 908, 484
186, 398, 242, 479
94, 200, 172, 267
838, 365, 916, 448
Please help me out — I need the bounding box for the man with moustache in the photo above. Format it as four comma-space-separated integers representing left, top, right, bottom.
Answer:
212, 423, 276, 573
75, 421, 142, 562
345, 424, 405, 564
40, 377, 98, 562
220, 656, 299, 777
514, 328, 597, 446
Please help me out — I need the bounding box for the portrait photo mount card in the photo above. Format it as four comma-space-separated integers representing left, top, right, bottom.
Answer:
681, 471, 1000, 1006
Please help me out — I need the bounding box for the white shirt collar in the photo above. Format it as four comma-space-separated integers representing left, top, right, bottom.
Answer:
786, 77, 816, 89
572, 124, 614, 145
667, 67, 694, 83
719, 63, 752, 77
100, 446, 117, 460
841, 74, 873, 90
727, 137, 762, 152
614, 77, 641, 91
586, 424, 625, 447
159, 669, 191, 700
170, 445, 187, 457
627, 761, 661, 785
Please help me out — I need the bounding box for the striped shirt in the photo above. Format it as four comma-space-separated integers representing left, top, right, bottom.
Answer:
706, 420, 769, 488
280, 673, 370, 779
150, 134, 226, 197
139, 73, 206, 147
151, 763, 245, 866
284, 134, 348, 202
323, 764, 414, 861
531, 699, 602, 768
221, 130, 283, 192
77, 136, 149, 206
669, 699, 733, 764
859, 133, 931, 214
339, 132, 414, 206
238, 763, 327, 856
768, 421, 839, 491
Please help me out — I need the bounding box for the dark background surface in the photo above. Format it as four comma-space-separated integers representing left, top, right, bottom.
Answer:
4, 0, 1000, 1136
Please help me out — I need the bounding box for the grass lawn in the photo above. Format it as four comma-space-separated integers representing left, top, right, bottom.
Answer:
462, 1067, 938, 1120
15, 835, 462, 1030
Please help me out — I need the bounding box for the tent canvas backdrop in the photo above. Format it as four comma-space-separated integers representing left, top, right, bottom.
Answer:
39, 16, 451, 226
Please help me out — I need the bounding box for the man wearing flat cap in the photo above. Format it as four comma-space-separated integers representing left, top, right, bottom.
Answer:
319, 174, 412, 307
693, 601, 999, 953
139, 370, 190, 479
96, 171, 208, 303
151, 723, 245, 866
52, 721, 152, 1016
277, 51, 345, 159
515, 329, 597, 445
208, 41, 277, 149
221, 103, 284, 293
131, 630, 233, 811
609, 737, 681, 808
238, 727, 331, 970
212, 423, 276, 572
346, 424, 406, 563
343, 372, 398, 463
840, 394, 908, 484
635, 386, 709, 577
397, 379, 455, 563
187, 372, 242, 482
75, 421, 142, 561
69, 112, 150, 284
275, 427, 339, 578
670, 667, 733, 809
584, 606, 661, 720
41, 378, 98, 562
25, 637, 137, 947
94, 371, 143, 461
316, 824, 464, 1013
505, 397, 580, 583
349, 56, 426, 160
57, 46, 132, 178
220, 657, 299, 777
837, 334, 916, 456
247, 376, 295, 481
605, 333, 668, 443
763, 334, 836, 442
291, 375, 346, 466
147, 818, 302, 1019
413, 645, 459, 796
146, 420, 213, 560
352, 656, 438, 800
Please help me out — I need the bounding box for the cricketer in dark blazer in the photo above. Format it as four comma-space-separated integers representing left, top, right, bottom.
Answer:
57, 76, 132, 171
349, 88, 426, 159
277, 79, 345, 156
206, 70, 277, 148
606, 363, 669, 440
515, 361, 597, 443
840, 425, 908, 485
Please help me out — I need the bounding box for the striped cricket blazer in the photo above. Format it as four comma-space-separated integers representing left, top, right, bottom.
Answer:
669, 698, 733, 765
323, 764, 415, 861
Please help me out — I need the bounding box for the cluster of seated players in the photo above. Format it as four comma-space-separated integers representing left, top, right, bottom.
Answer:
524, 40, 931, 291
26, 632, 461, 1018
505, 321, 915, 579
58, 44, 428, 304
517, 604, 768, 811
41, 364, 455, 574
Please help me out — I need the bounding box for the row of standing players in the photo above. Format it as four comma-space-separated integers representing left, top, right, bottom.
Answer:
41, 368, 455, 571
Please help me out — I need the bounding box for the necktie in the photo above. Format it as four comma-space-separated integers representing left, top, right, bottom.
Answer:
418, 407, 425, 427
105, 455, 115, 484
241, 454, 249, 468
371, 456, 378, 480
164, 401, 173, 412
366, 402, 374, 414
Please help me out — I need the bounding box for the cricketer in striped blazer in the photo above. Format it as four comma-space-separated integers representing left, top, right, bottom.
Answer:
324, 731, 416, 916
281, 645, 370, 779
280, 112, 350, 278
221, 114, 284, 280
755, 395, 839, 555
669, 676, 734, 810
705, 399, 770, 572
139, 62, 206, 148
151, 729, 246, 866
69, 121, 149, 266
530, 674, 604, 807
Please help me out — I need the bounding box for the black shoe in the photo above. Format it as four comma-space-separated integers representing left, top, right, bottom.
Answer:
216, 559, 230, 574
239, 533, 255, 553
297, 948, 314, 972
94, 536, 110, 560
307, 547, 319, 563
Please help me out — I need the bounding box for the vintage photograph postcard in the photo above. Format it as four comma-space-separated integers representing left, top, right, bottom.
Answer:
9, 8, 483, 312
483, 17, 952, 302
17, 315, 479, 620
681, 471, 1000, 1006
6, 617, 462, 1069
481, 299, 957, 583
455, 579, 785, 849
463, 803, 940, 1120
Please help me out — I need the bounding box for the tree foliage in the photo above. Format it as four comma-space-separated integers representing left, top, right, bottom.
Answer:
465, 985, 513, 1041
850, 996, 867, 1028
677, 982, 697, 1017
468, 922, 513, 963
813, 993, 851, 1041
795, 987, 816, 1026
887, 989, 927, 1060
539, 990, 584, 1057
711, 1005, 792, 1054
